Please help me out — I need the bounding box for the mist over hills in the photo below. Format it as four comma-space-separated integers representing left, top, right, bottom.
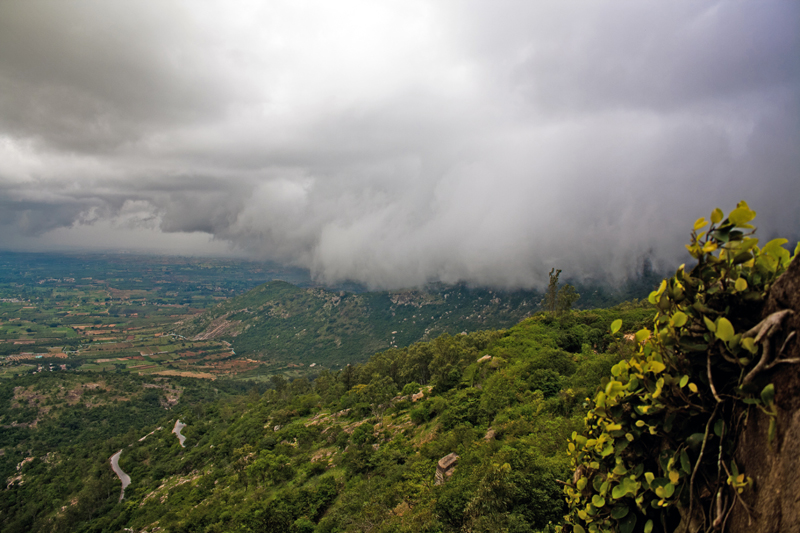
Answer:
174, 260, 663, 370
0, 2, 797, 530
2, 206, 795, 532
0, 2, 797, 290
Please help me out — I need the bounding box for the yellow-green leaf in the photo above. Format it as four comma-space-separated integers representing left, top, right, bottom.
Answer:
761, 383, 775, 406
606, 381, 624, 397
715, 317, 735, 342
688, 382, 698, 393
592, 495, 606, 508
703, 316, 716, 332
610, 319, 622, 334
762, 238, 789, 254
710, 208, 723, 224
762, 238, 792, 267
735, 278, 748, 292
601, 443, 615, 457
693, 217, 708, 230
648, 280, 666, 304
742, 337, 757, 354
679, 375, 689, 388
729, 204, 756, 226
654, 377, 665, 398
671, 311, 687, 328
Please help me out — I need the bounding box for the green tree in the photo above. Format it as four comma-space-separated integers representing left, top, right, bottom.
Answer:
361, 374, 397, 418
542, 268, 580, 315
556, 283, 580, 315
542, 268, 562, 314
245, 450, 293, 485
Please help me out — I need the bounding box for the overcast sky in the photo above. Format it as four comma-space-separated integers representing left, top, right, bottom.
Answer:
0, 1, 798, 289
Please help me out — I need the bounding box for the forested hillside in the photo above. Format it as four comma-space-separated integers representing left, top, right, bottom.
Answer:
2, 204, 795, 533
174, 274, 662, 370
0, 373, 260, 532
1, 304, 654, 533
174, 281, 546, 368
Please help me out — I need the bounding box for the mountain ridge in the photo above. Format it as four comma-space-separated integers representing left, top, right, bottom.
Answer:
173, 280, 545, 368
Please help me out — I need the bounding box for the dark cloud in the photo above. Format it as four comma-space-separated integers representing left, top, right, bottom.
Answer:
0, 1, 797, 289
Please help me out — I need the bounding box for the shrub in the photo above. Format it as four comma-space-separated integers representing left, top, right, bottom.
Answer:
561, 202, 796, 533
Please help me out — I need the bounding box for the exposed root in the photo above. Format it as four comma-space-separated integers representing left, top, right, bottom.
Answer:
687, 405, 720, 532
743, 310, 793, 344
742, 310, 794, 385
708, 352, 723, 403
778, 330, 797, 355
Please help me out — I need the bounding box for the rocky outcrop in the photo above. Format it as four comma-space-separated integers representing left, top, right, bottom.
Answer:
191, 313, 242, 340
435, 453, 459, 485
730, 257, 800, 532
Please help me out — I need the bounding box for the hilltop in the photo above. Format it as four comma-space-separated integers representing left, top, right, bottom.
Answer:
173, 268, 665, 374
173, 281, 545, 369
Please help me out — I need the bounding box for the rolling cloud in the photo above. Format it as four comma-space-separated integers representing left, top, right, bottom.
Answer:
0, 1, 798, 288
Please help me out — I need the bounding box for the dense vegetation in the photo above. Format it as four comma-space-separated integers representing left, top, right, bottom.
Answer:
562, 203, 798, 533
3, 205, 792, 533
1, 251, 660, 381
1, 303, 654, 533
0, 373, 260, 532
176, 272, 662, 371
175, 281, 545, 368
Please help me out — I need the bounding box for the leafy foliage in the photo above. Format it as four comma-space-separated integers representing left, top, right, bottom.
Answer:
1, 302, 654, 532
542, 269, 581, 316
561, 202, 796, 533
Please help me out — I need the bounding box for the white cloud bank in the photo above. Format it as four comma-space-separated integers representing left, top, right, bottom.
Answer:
0, 1, 798, 288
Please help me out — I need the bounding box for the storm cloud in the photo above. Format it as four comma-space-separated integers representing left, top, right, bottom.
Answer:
0, 1, 798, 288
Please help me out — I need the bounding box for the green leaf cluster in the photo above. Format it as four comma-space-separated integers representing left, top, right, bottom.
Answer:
561, 202, 796, 533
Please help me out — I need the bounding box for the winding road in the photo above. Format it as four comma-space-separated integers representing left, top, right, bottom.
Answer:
109, 450, 131, 501
109, 420, 187, 501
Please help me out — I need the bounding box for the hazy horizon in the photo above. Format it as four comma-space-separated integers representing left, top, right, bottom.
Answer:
1, 1, 798, 289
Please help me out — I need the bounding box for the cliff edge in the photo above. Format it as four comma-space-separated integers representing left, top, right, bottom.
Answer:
731, 256, 800, 532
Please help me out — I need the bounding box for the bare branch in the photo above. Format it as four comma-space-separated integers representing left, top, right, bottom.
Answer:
708, 352, 723, 403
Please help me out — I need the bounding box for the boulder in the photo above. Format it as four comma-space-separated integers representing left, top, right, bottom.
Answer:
435, 452, 459, 485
